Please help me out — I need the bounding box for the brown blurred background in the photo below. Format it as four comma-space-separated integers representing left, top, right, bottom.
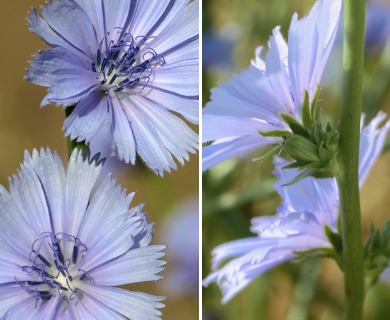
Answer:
0, 1, 199, 319
202, 0, 390, 319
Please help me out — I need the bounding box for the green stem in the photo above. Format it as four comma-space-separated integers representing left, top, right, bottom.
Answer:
338, 0, 366, 319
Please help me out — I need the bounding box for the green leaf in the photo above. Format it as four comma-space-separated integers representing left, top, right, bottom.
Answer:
311, 85, 321, 120
280, 113, 309, 138
301, 90, 312, 130
259, 130, 291, 138
319, 143, 332, 164
252, 145, 280, 163
325, 225, 343, 254
285, 135, 320, 163
282, 169, 313, 186
282, 161, 306, 169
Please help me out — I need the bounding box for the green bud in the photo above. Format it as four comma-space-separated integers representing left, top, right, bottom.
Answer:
285, 135, 321, 163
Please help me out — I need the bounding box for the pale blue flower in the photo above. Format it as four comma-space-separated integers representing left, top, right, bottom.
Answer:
0, 148, 165, 319
203, 113, 389, 303
203, 0, 341, 170
364, 2, 390, 51
26, 0, 199, 176
161, 200, 199, 297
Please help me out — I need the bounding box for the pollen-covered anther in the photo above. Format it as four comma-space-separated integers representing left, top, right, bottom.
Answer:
93, 33, 165, 94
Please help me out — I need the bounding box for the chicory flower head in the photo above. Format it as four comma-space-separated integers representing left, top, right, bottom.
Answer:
203, 113, 389, 303
0, 148, 165, 319
203, 0, 341, 170
26, 0, 199, 176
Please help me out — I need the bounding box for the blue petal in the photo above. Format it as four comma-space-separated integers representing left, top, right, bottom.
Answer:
73, 0, 104, 40
27, 47, 89, 87
8, 162, 53, 234
359, 112, 390, 186
109, 94, 137, 165
28, 8, 88, 60
265, 28, 296, 115
149, 0, 198, 56
0, 185, 37, 261
129, 0, 186, 39
0, 258, 30, 283
77, 285, 165, 320
78, 175, 133, 246
119, 95, 178, 175
203, 114, 279, 142
0, 286, 35, 318
143, 86, 198, 124
64, 91, 108, 143
63, 148, 103, 257
150, 62, 198, 96
203, 135, 277, 170
131, 94, 198, 166
39, 0, 98, 56
89, 245, 165, 286
273, 157, 339, 227
288, 0, 342, 106
77, 213, 145, 271
24, 149, 66, 235
205, 223, 329, 303
76, 293, 124, 319
43, 68, 98, 106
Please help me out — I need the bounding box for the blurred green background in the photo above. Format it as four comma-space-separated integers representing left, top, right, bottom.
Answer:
202, 0, 390, 319
0, 1, 199, 319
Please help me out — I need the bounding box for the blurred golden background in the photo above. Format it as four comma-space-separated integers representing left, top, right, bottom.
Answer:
0, 1, 199, 319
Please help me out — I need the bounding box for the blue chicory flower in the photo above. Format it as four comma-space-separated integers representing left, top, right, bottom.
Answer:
0, 148, 165, 319
203, 0, 341, 170
26, 0, 199, 176
203, 113, 389, 303
161, 200, 199, 297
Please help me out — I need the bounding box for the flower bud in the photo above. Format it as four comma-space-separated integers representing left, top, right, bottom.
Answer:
285, 135, 321, 163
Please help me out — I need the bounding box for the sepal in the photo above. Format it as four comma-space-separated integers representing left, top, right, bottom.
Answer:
363, 221, 390, 287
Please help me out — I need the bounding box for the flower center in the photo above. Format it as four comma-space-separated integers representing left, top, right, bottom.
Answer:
93, 32, 165, 94
18, 232, 89, 307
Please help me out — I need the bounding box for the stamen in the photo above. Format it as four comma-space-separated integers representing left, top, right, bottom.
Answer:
92, 32, 165, 94
37, 254, 52, 268
72, 245, 78, 264
19, 232, 88, 308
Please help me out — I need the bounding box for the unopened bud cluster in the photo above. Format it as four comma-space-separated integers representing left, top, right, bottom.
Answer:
260, 88, 339, 185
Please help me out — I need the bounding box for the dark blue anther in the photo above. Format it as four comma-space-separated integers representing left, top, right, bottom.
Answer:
112, 47, 121, 61
133, 60, 150, 73
39, 293, 52, 301
109, 74, 118, 85
128, 57, 136, 66
97, 49, 102, 67
57, 248, 65, 265
118, 78, 130, 86
38, 254, 51, 268
72, 245, 78, 264
107, 63, 116, 77
127, 78, 140, 88
27, 281, 44, 286
101, 57, 108, 71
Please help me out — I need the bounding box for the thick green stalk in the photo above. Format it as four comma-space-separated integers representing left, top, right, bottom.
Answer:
338, 0, 366, 319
